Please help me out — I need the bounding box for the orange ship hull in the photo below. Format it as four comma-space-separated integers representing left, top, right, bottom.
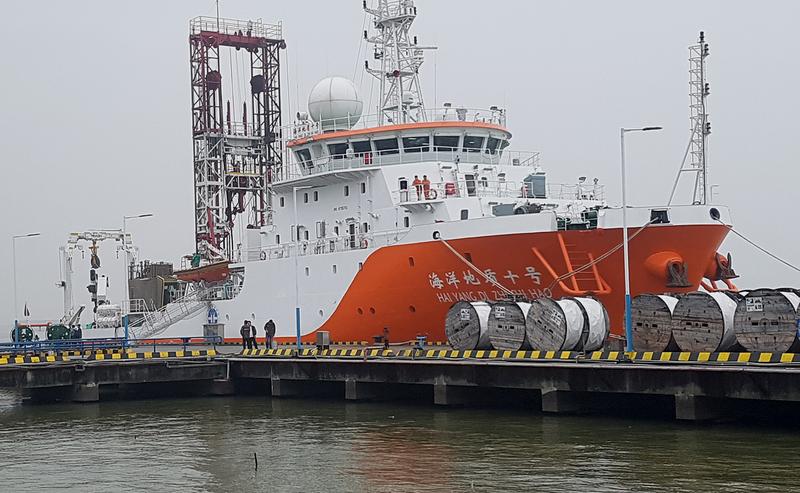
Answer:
285, 224, 730, 344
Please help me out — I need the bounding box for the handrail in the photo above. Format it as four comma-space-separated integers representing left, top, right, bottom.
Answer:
286, 106, 508, 140
0, 336, 223, 355
276, 148, 542, 182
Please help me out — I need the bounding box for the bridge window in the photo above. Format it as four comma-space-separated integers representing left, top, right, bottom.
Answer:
276, 234, 280, 244
434, 135, 460, 152
279, 196, 285, 207
303, 192, 309, 203
486, 137, 501, 155
461, 209, 469, 220
361, 182, 366, 194
344, 185, 350, 197
314, 191, 319, 201
463, 135, 485, 153
295, 148, 312, 166
328, 142, 349, 159
402, 136, 430, 153
352, 140, 372, 154
374, 137, 399, 155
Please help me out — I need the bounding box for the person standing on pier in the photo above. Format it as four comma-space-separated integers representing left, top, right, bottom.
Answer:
264, 319, 276, 349
240, 320, 252, 350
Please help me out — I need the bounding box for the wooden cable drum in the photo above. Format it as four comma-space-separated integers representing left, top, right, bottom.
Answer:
517, 302, 533, 349
525, 298, 584, 351
445, 301, 492, 350
734, 288, 800, 353
571, 297, 610, 351
486, 301, 527, 351
631, 294, 679, 352
671, 291, 738, 352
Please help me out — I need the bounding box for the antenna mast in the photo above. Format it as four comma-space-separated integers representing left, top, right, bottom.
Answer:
363, 0, 436, 126
668, 31, 711, 205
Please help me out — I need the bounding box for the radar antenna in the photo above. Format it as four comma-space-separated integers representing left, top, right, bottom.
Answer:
363, 0, 436, 125
668, 31, 711, 205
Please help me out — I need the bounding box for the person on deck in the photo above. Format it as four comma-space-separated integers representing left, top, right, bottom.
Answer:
412, 175, 423, 200
264, 319, 276, 349
422, 175, 432, 200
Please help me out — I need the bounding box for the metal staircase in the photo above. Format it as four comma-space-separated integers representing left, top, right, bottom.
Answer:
134, 284, 216, 339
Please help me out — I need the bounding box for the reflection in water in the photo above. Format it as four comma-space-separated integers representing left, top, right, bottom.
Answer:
0, 390, 798, 492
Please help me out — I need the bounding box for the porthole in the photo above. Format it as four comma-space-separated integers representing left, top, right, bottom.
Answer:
432, 231, 441, 240
357, 308, 364, 315
710, 207, 720, 221
409, 305, 416, 313
408, 257, 415, 267
319, 310, 324, 317
369, 307, 376, 315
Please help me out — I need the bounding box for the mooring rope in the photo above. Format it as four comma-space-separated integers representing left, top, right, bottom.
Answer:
717, 220, 800, 274
546, 218, 658, 292
438, 238, 516, 297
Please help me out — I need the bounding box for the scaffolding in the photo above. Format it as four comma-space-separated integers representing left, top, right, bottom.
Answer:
189, 16, 285, 261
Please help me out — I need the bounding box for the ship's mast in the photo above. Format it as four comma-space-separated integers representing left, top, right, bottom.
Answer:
689, 31, 711, 204
669, 31, 711, 206
363, 0, 436, 126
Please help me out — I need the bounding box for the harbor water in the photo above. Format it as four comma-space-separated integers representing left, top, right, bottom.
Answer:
0, 390, 797, 492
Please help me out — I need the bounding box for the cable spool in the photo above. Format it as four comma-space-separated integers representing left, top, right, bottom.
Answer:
517, 302, 532, 349
525, 298, 584, 351
486, 301, 527, 351
671, 291, 738, 352
571, 297, 610, 351
445, 301, 492, 350
734, 288, 800, 353
631, 294, 679, 351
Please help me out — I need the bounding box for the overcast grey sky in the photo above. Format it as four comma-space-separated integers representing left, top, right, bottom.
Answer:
1, 0, 799, 326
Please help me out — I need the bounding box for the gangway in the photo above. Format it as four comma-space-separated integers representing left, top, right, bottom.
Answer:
134, 283, 218, 339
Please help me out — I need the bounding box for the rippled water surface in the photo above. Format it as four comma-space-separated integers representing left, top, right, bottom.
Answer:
0, 390, 798, 492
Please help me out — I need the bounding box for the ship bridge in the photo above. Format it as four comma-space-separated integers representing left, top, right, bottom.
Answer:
277, 107, 542, 184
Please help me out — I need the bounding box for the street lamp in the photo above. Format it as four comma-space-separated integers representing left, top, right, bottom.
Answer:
12, 232, 41, 346
620, 126, 662, 352
122, 214, 153, 313
293, 186, 312, 350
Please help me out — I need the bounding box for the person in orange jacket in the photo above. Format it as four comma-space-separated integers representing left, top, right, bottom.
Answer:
412, 175, 423, 200
422, 175, 432, 199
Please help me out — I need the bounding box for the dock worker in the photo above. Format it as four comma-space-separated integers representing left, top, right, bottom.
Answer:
249, 320, 259, 350
412, 175, 423, 200
264, 319, 276, 349
240, 320, 252, 350
422, 175, 431, 199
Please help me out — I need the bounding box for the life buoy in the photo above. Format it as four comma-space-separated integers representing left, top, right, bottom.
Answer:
259, 250, 267, 261
426, 189, 438, 200
360, 238, 369, 249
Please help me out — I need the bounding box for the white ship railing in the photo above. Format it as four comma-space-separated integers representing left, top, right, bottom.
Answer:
287, 106, 508, 141
276, 149, 541, 182
243, 228, 408, 263
190, 16, 282, 39
393, 180, 605, 203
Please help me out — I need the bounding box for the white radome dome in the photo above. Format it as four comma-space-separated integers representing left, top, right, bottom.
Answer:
308, 76, 363, 131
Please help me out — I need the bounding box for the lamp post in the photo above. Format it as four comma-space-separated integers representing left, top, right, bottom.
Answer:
620, 126, 662, 352
12, 232, 41, 347
292, 186, 312, 349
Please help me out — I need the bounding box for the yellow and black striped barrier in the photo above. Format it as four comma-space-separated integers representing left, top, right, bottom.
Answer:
237, 348, 800, 365
0, 349, 217, 366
